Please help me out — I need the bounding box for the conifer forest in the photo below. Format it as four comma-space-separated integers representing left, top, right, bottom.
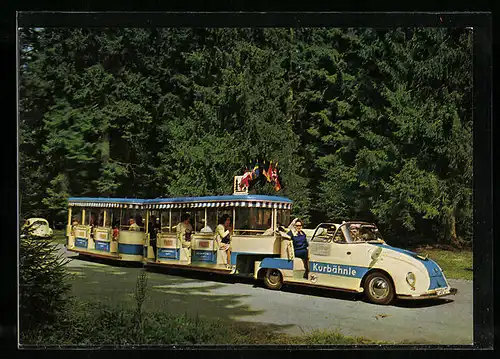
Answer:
19, 27, 473, 247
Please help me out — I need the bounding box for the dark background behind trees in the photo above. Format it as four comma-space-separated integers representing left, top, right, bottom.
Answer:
18, 27, 472, 248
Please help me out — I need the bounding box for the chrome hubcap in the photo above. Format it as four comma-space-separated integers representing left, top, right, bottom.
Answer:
268, 270, 281, 285
369, 277, 389, 300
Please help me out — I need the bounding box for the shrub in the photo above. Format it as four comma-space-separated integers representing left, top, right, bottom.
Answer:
19, 224, 72, 340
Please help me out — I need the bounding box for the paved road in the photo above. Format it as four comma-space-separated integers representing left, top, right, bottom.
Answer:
58, 245, 473, 345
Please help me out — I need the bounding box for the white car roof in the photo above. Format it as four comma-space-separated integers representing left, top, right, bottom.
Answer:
27, 218, 49, 223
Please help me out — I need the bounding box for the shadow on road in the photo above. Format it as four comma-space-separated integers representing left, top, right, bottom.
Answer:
72, 254, 144, 268
392, 297, 455, 308
66, 263, 296, 334
69, 255, 456, 309
278, 283, 362, 302
146, 265, 246, 284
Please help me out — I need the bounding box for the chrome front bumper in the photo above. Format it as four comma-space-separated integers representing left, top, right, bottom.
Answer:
397, 286, 458, 300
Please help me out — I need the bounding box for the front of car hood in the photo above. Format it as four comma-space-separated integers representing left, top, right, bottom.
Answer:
369, 243, 449, 290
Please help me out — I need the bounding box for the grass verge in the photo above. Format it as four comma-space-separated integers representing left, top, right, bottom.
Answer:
51, 229, 67, 245
413, 247, 472, 281
21, 299, 391, 346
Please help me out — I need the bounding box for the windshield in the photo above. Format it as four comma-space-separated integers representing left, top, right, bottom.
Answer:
344, 223, 384, 243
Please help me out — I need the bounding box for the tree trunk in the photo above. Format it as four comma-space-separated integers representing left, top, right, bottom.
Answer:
101, 132, 111, 197
449, 209, 461, 249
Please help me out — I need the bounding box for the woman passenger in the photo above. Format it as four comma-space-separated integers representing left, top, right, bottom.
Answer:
112, 221, 120, 241
149, 215, 158, 260
215, 214, 233, 268
89, 215, 97, 240
262, 217, 274, 236
287, 218, 309, 279
71, 218, 79, 237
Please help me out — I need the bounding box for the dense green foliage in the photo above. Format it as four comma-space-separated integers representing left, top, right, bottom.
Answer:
19, 226, 72, 335
19, 27, 472, 247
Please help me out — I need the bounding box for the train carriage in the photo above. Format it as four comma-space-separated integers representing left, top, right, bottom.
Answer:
66, 194, 293, 277
143, 195, 292, 276
67, 198, 146, 261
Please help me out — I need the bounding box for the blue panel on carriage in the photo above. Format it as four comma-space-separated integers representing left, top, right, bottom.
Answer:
95, 240, 110, 252
192, 250, 217, 264
158, 248, 180, 260
75, 237, 88, 248
118, 243, 144, 255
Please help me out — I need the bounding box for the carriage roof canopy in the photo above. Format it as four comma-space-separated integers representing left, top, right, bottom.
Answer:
67, 195, 292, 210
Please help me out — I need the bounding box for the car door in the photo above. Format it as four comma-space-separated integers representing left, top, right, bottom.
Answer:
308, 226, 369, 291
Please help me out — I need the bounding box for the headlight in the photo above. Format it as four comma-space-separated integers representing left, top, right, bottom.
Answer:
406, 272, 416, 288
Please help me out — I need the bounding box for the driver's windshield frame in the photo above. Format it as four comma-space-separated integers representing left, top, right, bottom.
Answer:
338, 222, 383, 244
311, 222, 383, 244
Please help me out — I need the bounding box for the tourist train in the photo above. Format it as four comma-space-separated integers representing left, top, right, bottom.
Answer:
66, 178, 457, 305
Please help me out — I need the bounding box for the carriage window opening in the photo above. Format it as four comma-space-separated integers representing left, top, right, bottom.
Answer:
97, 211, 105, 227
110, 209, 120, 229
149, 211, 160, 234
191, 209, 204, 232
234, 207, 249, 231
81, 208, 91, 225
89, 210, 98, 227
136, 211, 145, 231
71, 208, 82, 226
234, 207, 271, 235
205, 208, 217, 233
277, 209, 291, 229
121, 209, 145, 231
104, 209, 114, 227
170, 210, 181, 233
160, 210, 169, 232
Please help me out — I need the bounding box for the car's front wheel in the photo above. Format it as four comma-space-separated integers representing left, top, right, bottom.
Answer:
263, 268, 283, 290
363, 271, 395, 305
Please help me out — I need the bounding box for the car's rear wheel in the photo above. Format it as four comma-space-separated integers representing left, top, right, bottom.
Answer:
263, 268, 283, 290
364, 271, 395, 305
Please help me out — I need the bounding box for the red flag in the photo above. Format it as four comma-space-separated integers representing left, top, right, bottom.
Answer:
270, 163, 278, 183
274, 178, 281, 191
240, 169, 253, 190
271, 162, 281, 191
264, 161, 272, 182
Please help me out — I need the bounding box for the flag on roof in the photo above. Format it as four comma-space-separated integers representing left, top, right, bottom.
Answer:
271, 162, 281, 191
239, 169, 253, 190
252, 161, 260, 179
263, 161, 272, 182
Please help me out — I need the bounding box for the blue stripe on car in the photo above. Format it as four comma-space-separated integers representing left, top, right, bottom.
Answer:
309, 262, 368, 278
370, 243, 447, 289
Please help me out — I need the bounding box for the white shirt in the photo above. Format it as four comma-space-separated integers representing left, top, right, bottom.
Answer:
200, 225, 213, 233
176, 222, 193, 248
262, 227, 274, 236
